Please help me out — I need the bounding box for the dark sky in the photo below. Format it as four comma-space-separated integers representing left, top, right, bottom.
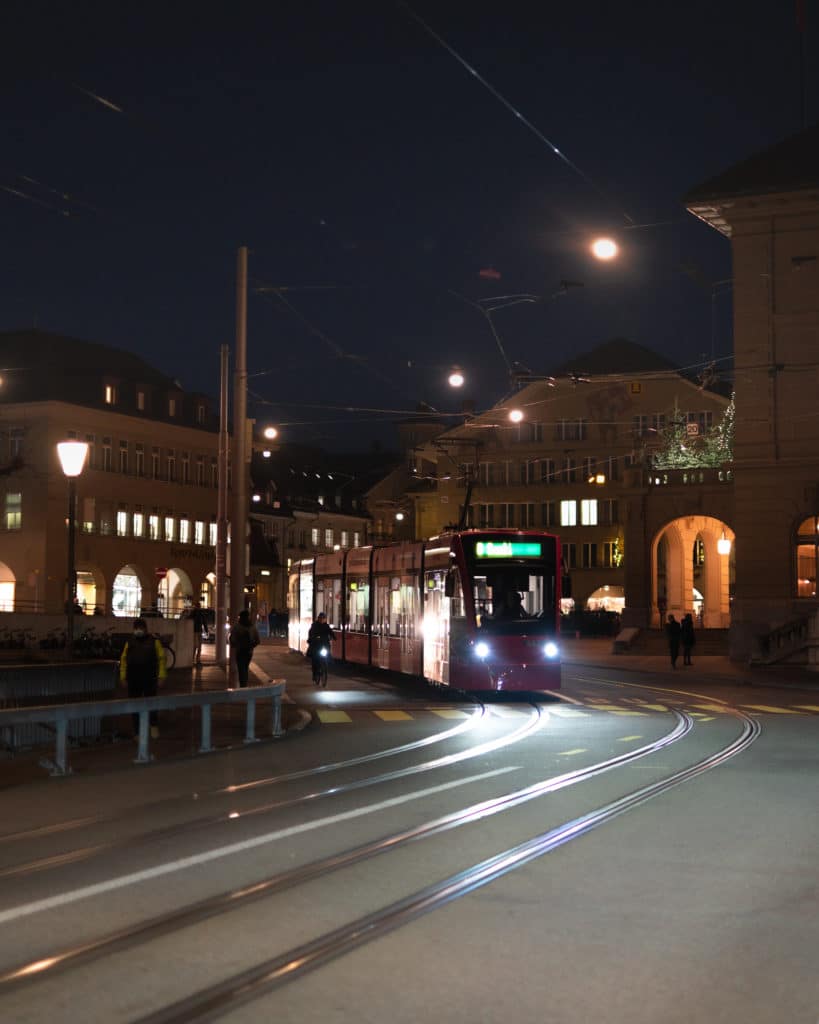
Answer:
3, 1, 816, 449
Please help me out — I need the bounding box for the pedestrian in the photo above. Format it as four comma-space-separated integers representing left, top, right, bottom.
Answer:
229, 609, 260, 687
681, 613, 696, 666
666, 614, 681, 669
188, 601, 207, 666
119, 617, 167, 739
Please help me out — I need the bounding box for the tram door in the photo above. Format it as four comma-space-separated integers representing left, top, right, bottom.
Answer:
400, 577, 418, 675
375, 576, 391, 670
422, 570, 450, 685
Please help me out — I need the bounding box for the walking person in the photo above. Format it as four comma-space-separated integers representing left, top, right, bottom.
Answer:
229, 609, 260, 687
681, 613, 696, 666
119, 617, 167, 739
188, 601, 207, 666
666, 614, 681, 669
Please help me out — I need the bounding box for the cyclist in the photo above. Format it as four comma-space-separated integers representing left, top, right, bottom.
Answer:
307, 612, 334, 686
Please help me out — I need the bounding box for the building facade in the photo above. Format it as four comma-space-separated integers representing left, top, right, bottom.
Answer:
685, 124, 819, 656
0, 331, 220, 618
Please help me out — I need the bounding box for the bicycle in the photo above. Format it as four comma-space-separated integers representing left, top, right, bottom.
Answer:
311, 646, 330, 687
157, 633, 176, 671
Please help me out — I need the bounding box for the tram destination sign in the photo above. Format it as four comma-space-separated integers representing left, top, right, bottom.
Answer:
474, 541, 542, 559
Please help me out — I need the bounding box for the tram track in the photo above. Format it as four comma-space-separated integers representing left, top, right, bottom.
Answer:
0, 701, 488, 849
0, 707, 692, 991
0, 703, 544, 880
129, 707, 761, 1024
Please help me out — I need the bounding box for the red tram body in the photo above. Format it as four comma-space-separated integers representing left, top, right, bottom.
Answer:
288, 529, 562, 692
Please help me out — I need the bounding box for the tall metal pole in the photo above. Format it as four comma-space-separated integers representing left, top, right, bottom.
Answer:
229, 246, 249, 684
215, 344, 230, 668
66, 477, 77, 646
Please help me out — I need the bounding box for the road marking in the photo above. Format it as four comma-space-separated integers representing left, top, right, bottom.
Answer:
609, 710, 647, 716
691, 703, 728, 713
373, 710, 412, 722
698, 716, 716, 722
617, 735, 643, 742
0, 767, 520, 925
793, 705, 819, 713
631, 702, 669, 712
549, 708, 588, 718
740, 704, 800, 715
583, 703, 624, 711
428, 709, 470, 719
317, 710, 353, 724
557, 748, 587, 756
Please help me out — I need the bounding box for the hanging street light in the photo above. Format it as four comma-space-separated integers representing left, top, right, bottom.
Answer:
57, 440, 89, 645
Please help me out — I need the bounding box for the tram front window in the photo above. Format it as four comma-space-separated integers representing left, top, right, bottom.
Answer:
474, 570, 554, 635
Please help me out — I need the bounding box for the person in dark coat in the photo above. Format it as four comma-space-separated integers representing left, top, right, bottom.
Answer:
307, 612, 334, 686
119, 617, 167, 738
666, 614, 681, 669
229, 609, 260, 687
681, 613, 696, 666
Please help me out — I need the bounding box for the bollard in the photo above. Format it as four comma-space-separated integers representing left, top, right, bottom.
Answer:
135, 710, 152, 763
199, 704, 213, 753
244, 698, 259, 744
51, 718, 71, 776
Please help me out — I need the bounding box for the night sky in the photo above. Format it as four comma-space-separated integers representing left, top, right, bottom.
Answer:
3, 1, 816, 449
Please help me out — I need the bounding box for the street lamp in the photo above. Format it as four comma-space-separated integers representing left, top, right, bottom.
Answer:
591, 237, 618, 260
57, 440, 89, 645
508, 408, 524, 424
263, 426, 278, 440
448, 366, 465, 388
717, 530, 732, 556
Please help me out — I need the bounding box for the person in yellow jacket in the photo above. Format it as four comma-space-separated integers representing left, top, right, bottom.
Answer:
119, 617, 167, 738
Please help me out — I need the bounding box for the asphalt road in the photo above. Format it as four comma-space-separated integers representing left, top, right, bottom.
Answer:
1, 645, 818, 1023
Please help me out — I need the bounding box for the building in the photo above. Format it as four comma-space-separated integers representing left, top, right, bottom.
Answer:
685, 123, 819, 657
0, 330, 220, 617
410, 339, 733, 624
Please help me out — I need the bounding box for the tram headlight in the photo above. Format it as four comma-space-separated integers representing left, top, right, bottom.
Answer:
475, 641, 490, 660
543, 642, 559, 659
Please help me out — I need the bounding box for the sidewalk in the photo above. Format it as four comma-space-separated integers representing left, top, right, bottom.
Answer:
561, 635, 819, 689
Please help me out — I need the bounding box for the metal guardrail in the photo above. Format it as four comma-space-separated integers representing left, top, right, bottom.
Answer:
0, 681, 286, 777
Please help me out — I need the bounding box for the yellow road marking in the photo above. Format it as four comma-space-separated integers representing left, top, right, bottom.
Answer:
631, 702, 669, 712
609, 710, 647, 716
428, 709, 469, 719
617, 735, 643, 742
740, 704, 801, 715
550, 707, 588, 718
691, 703, 728, 713
698, 716, 716, 722
557, 748, 587, 756
373, 710, 412, 721
584, 703, 624, 711
793, 705, 819, 712
317, 710, 353, 724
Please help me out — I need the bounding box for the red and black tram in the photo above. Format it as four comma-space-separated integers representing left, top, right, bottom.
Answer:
288, 529, 562, 692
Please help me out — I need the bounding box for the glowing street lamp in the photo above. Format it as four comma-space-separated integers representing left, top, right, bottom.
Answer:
448, 367, 465, 388
591, 237, 618, 261
508, 408, 524, 424
57, 440, 89, 644
263, 426, 278, 440
717, 531, 732, 556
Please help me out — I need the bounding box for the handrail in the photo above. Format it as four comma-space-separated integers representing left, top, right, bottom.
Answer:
0, 681, 286, 776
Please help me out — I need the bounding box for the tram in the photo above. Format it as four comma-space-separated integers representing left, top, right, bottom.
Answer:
288, 529, 562, 692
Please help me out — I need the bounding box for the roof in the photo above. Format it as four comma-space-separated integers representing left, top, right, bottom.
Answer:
552, 338, 679, 376
685, 123, 819, 205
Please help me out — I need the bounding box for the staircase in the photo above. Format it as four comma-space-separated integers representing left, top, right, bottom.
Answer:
748, 616, 817, 666
629, 628, 730, 657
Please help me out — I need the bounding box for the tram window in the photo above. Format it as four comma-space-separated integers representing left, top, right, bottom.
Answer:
450, 572, 466, 620
348, 579, 369, 631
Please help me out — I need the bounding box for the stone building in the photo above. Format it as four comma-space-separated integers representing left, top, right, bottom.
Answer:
411, 339, 733, 626
685, 123, 819, 657
0, 330, 221, 617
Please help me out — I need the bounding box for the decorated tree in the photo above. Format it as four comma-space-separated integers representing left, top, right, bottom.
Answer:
649, 396, 734, 470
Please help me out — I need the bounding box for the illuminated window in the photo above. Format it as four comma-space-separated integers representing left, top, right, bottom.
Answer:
194, 520, 205, 545
560, 500, 577, 527
179, 518, 190, 544
341, 530, 349, 548
148, 514, 159, 540
116, 509, 129, 537
104, 384, 116, 405
324, 528, 333, 548
133, 510, 144, 537
209, 520, 217, 546
168, 397, 177, 417
164, 516, 175, 542
353, 532, 360, 547
796, 516, 819, 598
137, 391, 145, 411
311, 528, 319, 546
581, 499, 598, 526
4, 492, 21, 530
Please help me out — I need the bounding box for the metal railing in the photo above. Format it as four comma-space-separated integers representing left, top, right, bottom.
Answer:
0, 681, 286, 777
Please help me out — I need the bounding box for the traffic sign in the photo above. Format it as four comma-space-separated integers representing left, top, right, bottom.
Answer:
155, 567, 168, 580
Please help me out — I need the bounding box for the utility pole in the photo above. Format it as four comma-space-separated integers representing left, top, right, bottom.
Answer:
215, 343, 229, 668
229, 245, 249, 685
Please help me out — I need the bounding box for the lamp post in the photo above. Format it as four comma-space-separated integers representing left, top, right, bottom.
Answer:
57, 440, 89, 646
